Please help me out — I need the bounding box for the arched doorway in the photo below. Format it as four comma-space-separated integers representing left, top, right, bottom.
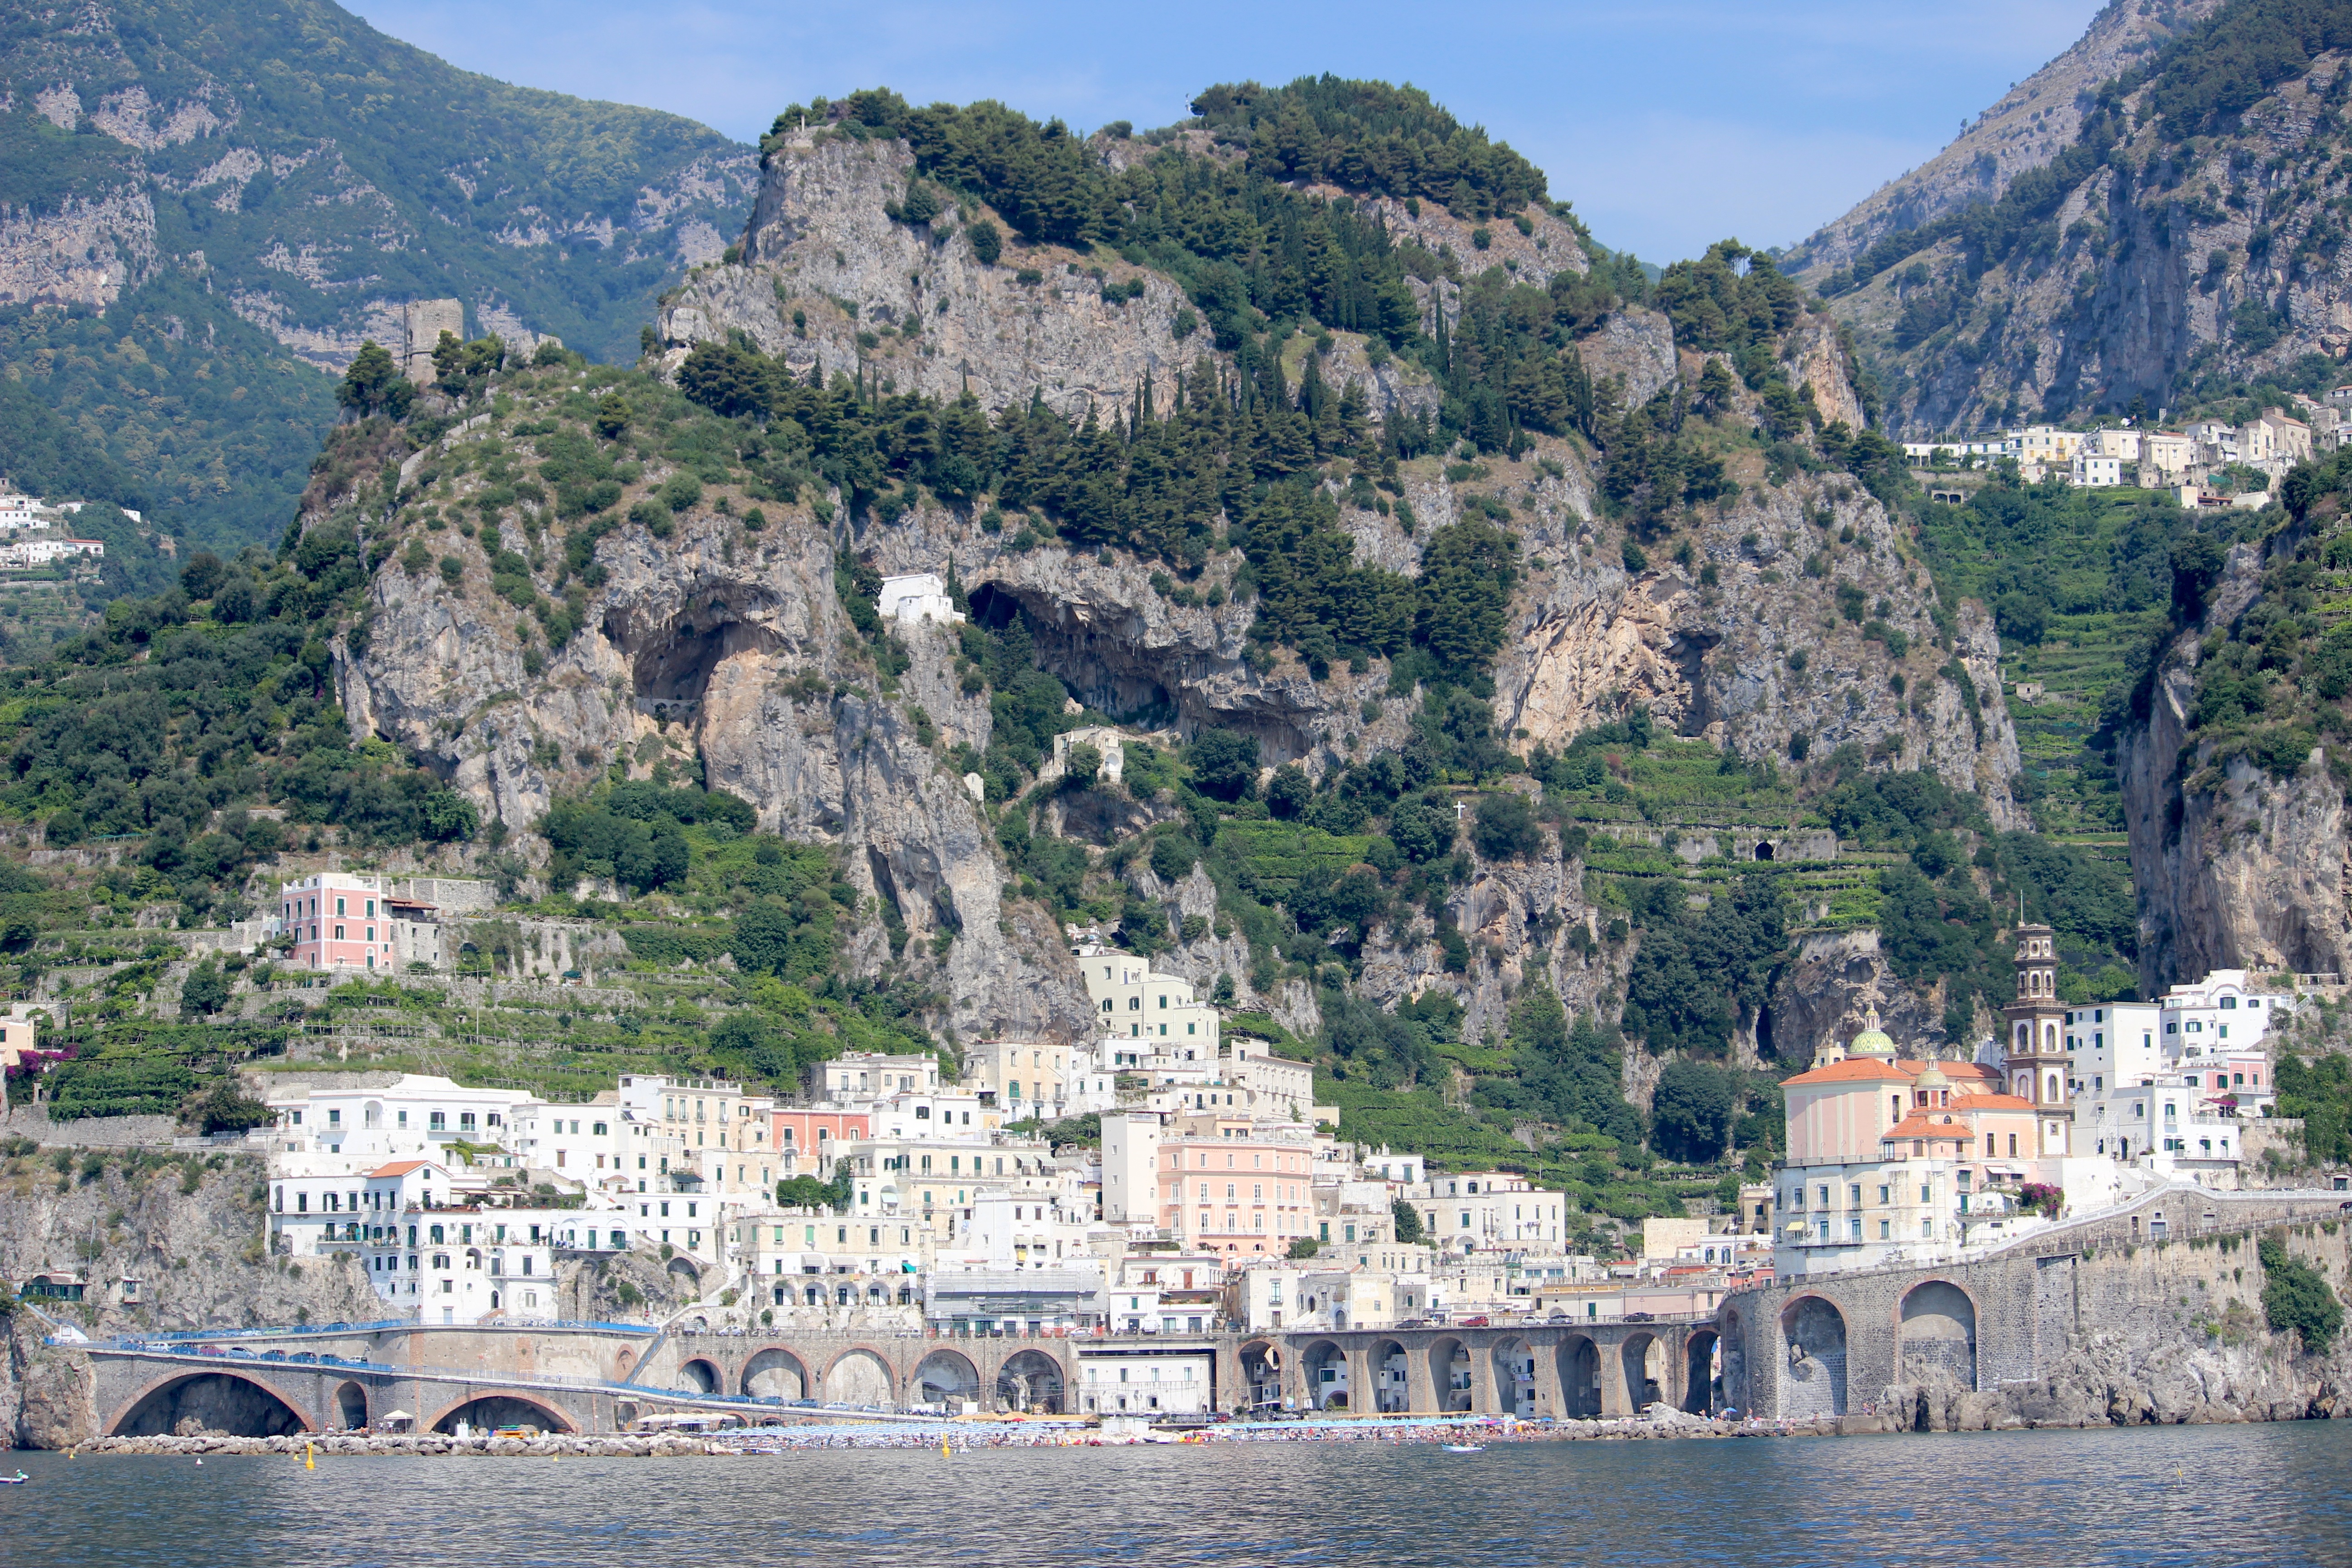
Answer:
1238, 1341, 1280, 1415
431, 1395, 572, 1435
334, 1380, 369, 1430
1557, 1337, 1601, 1417
1898, 1281, 1978, 1390
997, 1350, 1065, 1414
676, 1358, 721, 1395
1300, 1339, 1349, 1410
113, 1373, 308, 1438
825, 1349, 894, 1407
742, 1348, 807, 1401
1779, 1296, 1849, 1418
1681, 1330, 1720, 1414
1620, 1333, 1662, 1411
1427, 1338, 1472, 1412
1366, 1339, 1410, 1413
1754, 841, 1775, 862
913, 1350, 981, 1411
1490, 1338, 1536, 1416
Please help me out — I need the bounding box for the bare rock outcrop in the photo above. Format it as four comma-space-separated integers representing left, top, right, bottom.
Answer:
2122, 539, 2352, 994
0, 1150, 384, 1447
664, 135, 1197, 423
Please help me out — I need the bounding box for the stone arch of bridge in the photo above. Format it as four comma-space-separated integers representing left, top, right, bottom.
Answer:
1681, 1329, 1720, 1414
109, 1369, 315, 1438
823, 1346, 897, 1406
425, 1390, 578, 1435
1896, 1278, 1980, 1392
741, 1347, 809, 1401
1555, 1334, 1602, 1417
1779, 1293, 1851, 1419
912, 1348, 983, 1407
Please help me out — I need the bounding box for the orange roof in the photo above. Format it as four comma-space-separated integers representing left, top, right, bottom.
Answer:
1784, 1059, 1911, 1086
367, 1160, 440, 1178
1788, 1055, 2002, 1088
1882, 1113, 1976, 1140
1952, 1092, 2037, 1112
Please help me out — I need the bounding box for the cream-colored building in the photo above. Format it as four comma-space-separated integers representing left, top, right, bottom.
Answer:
1403, 1170, 1569, 1251
1075, 943, 1221, 1053
962, 1038, 1082, 1121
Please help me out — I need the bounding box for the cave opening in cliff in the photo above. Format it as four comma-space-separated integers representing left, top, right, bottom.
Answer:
607, 610, 779, 712
1754, 841, 1775, 862
966, 580, 1182, 733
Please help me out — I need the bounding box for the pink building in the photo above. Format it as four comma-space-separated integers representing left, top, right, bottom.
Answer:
1153, 1117, 1314, 1256
773, 1107, 870, 1176
279, 872, 446, 972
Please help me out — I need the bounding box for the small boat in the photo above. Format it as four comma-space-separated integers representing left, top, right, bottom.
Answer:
1443, 1444, 1485, 1454
0, 1471, 28, 1484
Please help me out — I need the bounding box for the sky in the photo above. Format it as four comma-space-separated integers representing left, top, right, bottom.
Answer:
345, 0, 2107, 265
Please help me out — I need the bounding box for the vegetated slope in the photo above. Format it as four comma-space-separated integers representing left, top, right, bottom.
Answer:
1796, 0, 2352, 436
0, 0, 753, 563
2121, 447, 2352, 994
0, 80, 2127, 1230
1785, 0, 2221, 278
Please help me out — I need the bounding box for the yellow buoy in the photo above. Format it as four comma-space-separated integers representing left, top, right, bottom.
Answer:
304, 1441, 315, 1470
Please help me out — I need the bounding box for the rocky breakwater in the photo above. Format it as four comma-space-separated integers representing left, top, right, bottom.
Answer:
92, 1431, 731, 1458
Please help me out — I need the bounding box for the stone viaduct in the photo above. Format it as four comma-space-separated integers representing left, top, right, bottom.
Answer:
1718, 1186, 2352, 1421
74, 1316, 1716, 1440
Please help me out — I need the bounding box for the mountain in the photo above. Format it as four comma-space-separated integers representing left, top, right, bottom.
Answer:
0, 0, 753, 564
0, 76, 2169, 1212
1792, 0, 2352, 436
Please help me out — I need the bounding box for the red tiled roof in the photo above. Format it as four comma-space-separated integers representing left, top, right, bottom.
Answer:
1784, 1059, 1911, 1085
368, 1160, 439, 1178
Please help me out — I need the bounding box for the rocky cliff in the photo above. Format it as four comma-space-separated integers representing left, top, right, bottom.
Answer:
1786, 0, 2221, 278
0, 0, 750, 363
2120, 511, 2352, 995
0, 1148, 381, 1448
1796, 0, 2352, 436
0, 0, 754, 552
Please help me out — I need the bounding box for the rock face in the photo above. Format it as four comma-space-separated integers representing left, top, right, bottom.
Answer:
1574, 307, 1677, 408
1785, 0, 2223, 278
1490, 474, 2024, 828
1791, 2, 2352, 434
662, 135, 1196, 422
2121, 539, 2352, 993
0, 1151, 382, 1447
0, 2, 754, 367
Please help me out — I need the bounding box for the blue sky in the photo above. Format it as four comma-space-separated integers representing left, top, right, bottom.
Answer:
348, 0, 2105, 263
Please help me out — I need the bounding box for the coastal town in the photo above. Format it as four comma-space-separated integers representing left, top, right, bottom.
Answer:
5, 864, 2304, 1426
1900, 391, 2352, 505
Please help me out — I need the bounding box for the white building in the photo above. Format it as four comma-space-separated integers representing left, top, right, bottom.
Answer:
2070, 452, 2122, 487
1073, 1346, 1214, 1415
961, 1038, 1083, 1121
814, 1052, 940, 1104
1075, 943, 1221, 1053
876, 572, 963, 627
265, 1074, 534, 1159
1403, 1171, 1569, 1252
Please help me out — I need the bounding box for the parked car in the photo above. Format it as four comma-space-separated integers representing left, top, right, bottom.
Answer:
1458, 1315, 1491, 1328
1624, 1312, 1655, 1323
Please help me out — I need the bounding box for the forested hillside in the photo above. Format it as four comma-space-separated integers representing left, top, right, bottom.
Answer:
15, 44, 2337, 1226
0, 0, 752, 577
1800, 0, 2352, 435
